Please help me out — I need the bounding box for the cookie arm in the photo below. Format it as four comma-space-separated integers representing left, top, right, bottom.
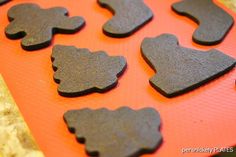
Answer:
54, 16, 85, 34
5, 21, 25, 39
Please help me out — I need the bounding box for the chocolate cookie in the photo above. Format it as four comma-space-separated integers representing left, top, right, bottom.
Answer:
5, 3, 85, 50
141, 34, 236, 97
52, 45, 127, 97
64, 107, 162, 157
98, 0, 153, 37
172, 0, 234, 45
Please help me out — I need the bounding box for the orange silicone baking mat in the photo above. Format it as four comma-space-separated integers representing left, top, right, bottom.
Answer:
0, 0, 235, 157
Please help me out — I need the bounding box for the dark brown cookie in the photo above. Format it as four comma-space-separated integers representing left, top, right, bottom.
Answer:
141, 34, 236, 98
98, 0, 153, 37
5, 3, 85, 51
0, 0, 10, 5
172, 0, 234, 45
64, 107, 162, 157
52, 45, 127, 97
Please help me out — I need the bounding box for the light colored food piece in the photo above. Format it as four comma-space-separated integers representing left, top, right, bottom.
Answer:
0, 75, 44, 157
219, 0, 236, 12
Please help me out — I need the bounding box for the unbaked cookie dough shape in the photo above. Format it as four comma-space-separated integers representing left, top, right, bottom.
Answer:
172, 0, 234, 45
141, 34, 236, 98
98, 0, 153, 37
5, 3, 85, 51
0, 0, 10, 5
64, 107, 162, 157
51, 45, 127, 97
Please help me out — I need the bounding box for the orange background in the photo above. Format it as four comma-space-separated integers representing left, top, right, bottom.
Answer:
0, 0, 235, 157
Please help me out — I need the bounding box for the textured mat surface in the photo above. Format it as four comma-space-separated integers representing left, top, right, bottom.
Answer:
0, 0, 235, 157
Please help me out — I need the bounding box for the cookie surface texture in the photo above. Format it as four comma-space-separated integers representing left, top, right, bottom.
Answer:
52, 45, 127, 97
98, 0, 153, 37
172, 0, 234, 45
64, 107, 162, 157
141, 34, 236, 97
5, 3, 85, 50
